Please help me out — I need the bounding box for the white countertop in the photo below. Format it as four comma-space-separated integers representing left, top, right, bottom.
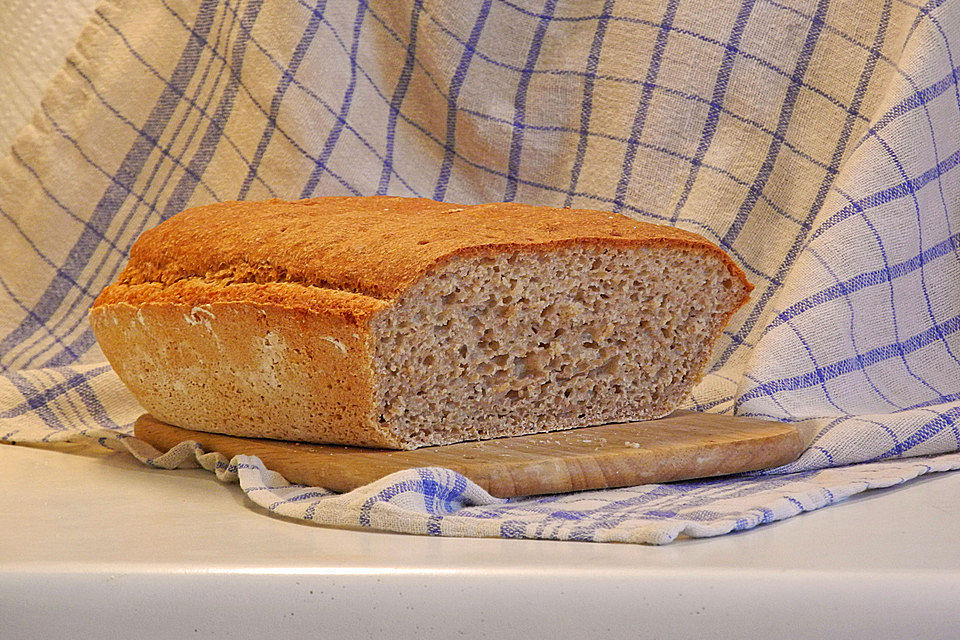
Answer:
3, 441, 960, 639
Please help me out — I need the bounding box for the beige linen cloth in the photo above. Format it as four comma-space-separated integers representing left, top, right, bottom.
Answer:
1, 0, 959, 543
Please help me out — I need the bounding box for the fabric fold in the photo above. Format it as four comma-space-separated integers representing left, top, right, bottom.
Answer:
2, 0, 959, 543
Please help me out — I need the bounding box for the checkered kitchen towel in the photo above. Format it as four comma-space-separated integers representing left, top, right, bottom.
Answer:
2, 0, 959, 544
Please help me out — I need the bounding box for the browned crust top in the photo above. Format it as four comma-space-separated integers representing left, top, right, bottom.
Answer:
92, 280, 388, 324
93, 196, 752, 306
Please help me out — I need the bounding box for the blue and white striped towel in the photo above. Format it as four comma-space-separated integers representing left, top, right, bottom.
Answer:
2, 0, 959, 544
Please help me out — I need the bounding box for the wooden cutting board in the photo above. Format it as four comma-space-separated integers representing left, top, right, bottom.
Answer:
135, 411, 803, 498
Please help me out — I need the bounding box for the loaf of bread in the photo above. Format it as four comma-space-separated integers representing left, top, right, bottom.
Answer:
89, 197, 751, 449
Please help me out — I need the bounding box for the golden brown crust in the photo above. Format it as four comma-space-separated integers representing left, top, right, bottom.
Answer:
89, 299, 403, 448
94, 280, 388, 325
97, 196, 752, 304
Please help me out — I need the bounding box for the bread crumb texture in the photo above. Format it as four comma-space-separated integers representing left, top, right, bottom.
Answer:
90, 197, 751, 449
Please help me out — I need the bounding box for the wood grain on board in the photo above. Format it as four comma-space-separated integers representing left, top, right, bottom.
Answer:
135, 411, 804, 498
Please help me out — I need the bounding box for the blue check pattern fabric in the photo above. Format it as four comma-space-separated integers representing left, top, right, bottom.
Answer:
2, 0, 959, 544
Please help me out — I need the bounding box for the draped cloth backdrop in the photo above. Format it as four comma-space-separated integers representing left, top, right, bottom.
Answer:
1, 0, 959, 543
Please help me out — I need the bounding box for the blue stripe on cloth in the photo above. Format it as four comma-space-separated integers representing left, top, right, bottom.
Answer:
761, 0, 908, 85
160, 0, 265, 218
300, 1, 370, 198
417, 468, 440, 511
808, 446, 837, 465
562, 0, 614, 208
490, 0, 907, 134
64, 57, 223, 201
358, 479, 412, 527
433, 0, 492, 201
36, 7, 243, 370
903, 392, 960, 413
416, 468, 466, 534
0, 196, 97, 302
863, 103, 960, 380
3, 371, 71, 439
36, 104, 164, 219
895, 0, 960, 154
377, 0, 426, 195
855, 93, 959, 292
33, 370, 90, 437
291, 8, 420, 195
362, 0, 810, 223
806, 246, 901, 410
612, 0, 681, 214
158, 0, 367, 196
783, 317, 847, 413
0, 0, 222, 365
765, 229, 960, 337
736, 312, 960, 406
810, 143, 960, 247
303, 496, 330, 520
238, 0, 328, 199
903, 0, 948, 47
36, 331, 99, 370
0, 275, 80, 368
719, 0, 831, 245
555, 479, 808, 540
667, 0, 756, 223
100, 0, 236, 224
498, 520, 526, 538
741, 371, 795, 416
853, 64, 960, 153
135, 2, 236, 212
360, 5, 761, 219
287, 0, 421, 195
6, 151, 123, 257
1, 367, 115, 439
317, 6, 695, 216
355, 469, 476, 528
420, 3, 865, 173
267, 490, 330, 511
902, 0, 955, 57
7, 1, 263, 372
562, 486, 683, 538
774, 316, 916, 457
715, 1, 907, 371
502, 0, 559, 202
431, 1, 869, 126
876, 405, 960, 460
94, 7, 277, 197
40, 368, 120, 433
